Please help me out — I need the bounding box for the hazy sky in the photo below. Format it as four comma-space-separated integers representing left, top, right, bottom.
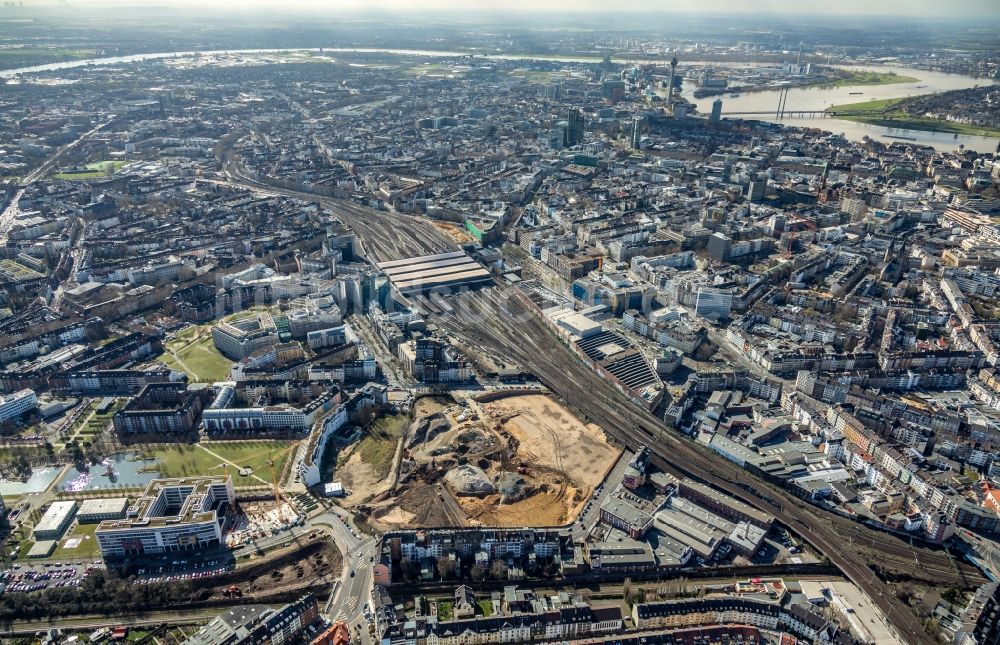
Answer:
56, 0, 1000, 17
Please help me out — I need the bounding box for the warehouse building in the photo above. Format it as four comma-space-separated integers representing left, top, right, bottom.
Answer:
677, 478, 774, 529
77, 497, 130, 523
33, 501, 78, 540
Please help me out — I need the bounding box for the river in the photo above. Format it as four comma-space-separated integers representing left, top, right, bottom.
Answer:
2, 48, 997, 151
685, 64, 1000, 152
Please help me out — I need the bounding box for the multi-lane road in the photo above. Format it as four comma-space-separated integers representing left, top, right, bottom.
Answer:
306, 510, 378, 644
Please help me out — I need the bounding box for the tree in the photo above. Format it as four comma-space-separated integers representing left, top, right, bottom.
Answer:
489, 559, 508, 580
469, 564, 486, 581
436, 557, 457, 580
399, 557, 419, 583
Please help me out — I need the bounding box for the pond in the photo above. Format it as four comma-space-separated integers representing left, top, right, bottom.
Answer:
0, 466, 62, 496
57, 453, 161, 492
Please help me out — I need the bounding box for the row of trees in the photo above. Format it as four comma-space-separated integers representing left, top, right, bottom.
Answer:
0, 571, 195, 622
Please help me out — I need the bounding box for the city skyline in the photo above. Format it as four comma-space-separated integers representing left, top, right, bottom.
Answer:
11, 0, 1000, 18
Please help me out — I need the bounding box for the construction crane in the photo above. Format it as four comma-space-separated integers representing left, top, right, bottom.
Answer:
266, 444, 299, 524
267, 457, 286, 523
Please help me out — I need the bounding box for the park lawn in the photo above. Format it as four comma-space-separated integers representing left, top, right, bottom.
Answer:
53, 160, 128, 181
142, 441, 294, 482
161, 331, 232, 383
836, 112, 1000, 138
353, 414, 407, 480
202, 440, 296, 476
51, 522, 101, 560
827, 97, 907, 113
53, 170, 105, 180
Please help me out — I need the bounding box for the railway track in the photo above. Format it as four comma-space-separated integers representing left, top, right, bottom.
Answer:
219, 147, 456, 263
431, 286, 970, 645
223, 147, 973, 643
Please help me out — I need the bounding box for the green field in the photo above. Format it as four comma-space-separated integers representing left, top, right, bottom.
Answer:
0, 47, 98, 70
828, 70, 919, 87
342, 414, 406, 480
139, 441, 295, 484
828, 97, 906, 113
51, 522, 101, 560
54, 160, 128, 181
827, 97, 1000, 137
159, 326, 232, 383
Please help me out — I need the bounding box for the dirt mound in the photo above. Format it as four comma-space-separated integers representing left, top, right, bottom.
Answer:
453, 427, 495, 454
405, 414, 450, 449
496, 471, 531, 503
445, 464, 496, 496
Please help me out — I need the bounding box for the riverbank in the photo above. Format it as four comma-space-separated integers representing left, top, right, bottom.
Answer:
826, 96, 1000, 138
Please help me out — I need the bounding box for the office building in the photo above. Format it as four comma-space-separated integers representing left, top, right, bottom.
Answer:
212, 314, 279, 361
0, 388, 38, 422
566, 108, 585, 146
76, 498, 130, 523
711, 98, 723, 123
631, 117, 643, 150
95, 476, 235, 558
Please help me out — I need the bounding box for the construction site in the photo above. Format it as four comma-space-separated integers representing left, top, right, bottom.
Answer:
349, 393, 621, 530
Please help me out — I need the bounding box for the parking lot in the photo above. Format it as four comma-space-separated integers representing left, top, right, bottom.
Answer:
0, 560, 105, 595
132, 558, 235, 586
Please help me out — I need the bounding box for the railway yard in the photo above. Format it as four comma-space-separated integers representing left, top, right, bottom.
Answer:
419, 284, 981, 645
213, 156, 983, 645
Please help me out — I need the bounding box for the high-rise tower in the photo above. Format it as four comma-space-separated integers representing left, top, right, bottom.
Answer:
667, 55, 679, 103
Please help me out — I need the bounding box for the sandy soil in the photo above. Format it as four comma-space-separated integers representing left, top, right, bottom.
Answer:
413, 395, 451, 417
461, 488, 582, 527
487, 394, 618, 494
364, 393, 619, 530
431, 220, 476, 244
